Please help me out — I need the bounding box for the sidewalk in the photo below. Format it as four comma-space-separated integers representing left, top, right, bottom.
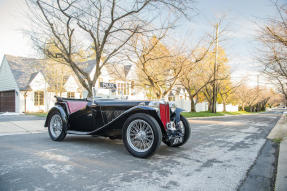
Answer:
268, 112, 287, 191
267, 113, 287, 140
0, 115, 46, 136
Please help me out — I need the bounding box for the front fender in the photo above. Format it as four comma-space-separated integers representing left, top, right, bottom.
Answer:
107, 105, 162, 127
89, 105, 166, 135
175, 108, 185, 123
44, 105, 68, 128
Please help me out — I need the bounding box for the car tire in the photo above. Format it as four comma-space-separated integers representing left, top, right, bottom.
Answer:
47, 110, 67, 141
165, 115, 191, 147
122, 113, 162, 158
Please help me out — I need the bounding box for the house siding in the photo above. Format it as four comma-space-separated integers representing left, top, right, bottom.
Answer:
19, 74, 82, 113
0, 57, 20, 112
20, 72, 50, 112
19, 91, 57, 113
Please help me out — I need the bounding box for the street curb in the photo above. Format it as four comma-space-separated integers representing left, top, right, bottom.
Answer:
266, 112, 287, 191
267, 113, 287, 140
0, 131, 45, 136
186, 113, 262, 120
275, 138, 287, 191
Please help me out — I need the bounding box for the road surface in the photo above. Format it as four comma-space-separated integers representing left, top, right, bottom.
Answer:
0, 112, 281, 191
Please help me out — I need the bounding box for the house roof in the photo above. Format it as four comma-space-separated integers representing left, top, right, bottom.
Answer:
78, 59, 97, 73
5, 55, 46, 90
124, 64, 132, 78
4, 55, 95, 90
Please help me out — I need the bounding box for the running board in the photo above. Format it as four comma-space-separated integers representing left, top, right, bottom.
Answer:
67, 130, 91, 135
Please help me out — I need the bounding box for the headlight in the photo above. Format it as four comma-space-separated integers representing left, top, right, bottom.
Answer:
148, 101, 160, 108
148, 101, 165, 110
169, 102, 176, 113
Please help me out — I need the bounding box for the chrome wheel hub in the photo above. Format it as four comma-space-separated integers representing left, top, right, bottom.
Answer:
127, 119, 154, 152
50, 114, 62, 138
136, 131, 147, 140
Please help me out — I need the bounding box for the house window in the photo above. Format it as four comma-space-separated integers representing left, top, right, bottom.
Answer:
34, 91, 44, 106
67, 92, 75, 98
117, 83, 129, 95
131, 81, 135, 89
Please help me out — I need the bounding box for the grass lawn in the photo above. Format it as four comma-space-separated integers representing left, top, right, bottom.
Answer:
25, 112, 48, 117
181, 111, 253, 118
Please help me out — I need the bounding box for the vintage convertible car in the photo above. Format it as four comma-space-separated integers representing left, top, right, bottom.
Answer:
45, 97, 190, 158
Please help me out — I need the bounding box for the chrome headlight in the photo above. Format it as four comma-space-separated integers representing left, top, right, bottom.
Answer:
169, 102, 176, 113
148, 101, 165, 111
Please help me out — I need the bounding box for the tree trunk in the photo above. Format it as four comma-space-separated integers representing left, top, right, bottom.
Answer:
190, 95, 196, 112
223, 100, 226, 112
208, 102, 212, 112
87, 82, 93, 98
242, 103, 245, 111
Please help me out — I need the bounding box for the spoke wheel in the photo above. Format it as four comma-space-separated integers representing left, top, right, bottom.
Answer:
163, 115, 190, 147
127, 119, 154, 153
48, 110, 67, 141
49, 114, 63, 138
123, 113, 162, 158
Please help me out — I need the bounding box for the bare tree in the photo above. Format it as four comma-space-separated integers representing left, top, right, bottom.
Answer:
257, 0, 287, 105
179, 47, 214, 112
201, 46, 229, 111
218, 79, 240, 112
235, 84, 256, 111
26, 0, 192, 97
128, 32, 183, 99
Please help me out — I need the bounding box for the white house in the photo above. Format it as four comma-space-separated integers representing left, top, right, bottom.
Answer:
0, 55, 85, 113
91, 63, 146, 100
0, 55, 146, 113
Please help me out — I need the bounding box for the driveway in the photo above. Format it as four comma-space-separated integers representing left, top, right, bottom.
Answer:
0, 112, 281, 191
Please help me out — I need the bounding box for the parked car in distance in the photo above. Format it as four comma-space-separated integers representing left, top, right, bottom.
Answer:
45, 97, 191, 158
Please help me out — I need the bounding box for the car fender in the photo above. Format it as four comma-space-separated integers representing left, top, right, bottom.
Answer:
175, 108, 185, 123
123, 105, 165, 129
44, 105, 68, 129
88, 105, 166, 135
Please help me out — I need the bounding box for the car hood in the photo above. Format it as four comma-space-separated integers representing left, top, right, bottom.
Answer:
94, 99, 152, 107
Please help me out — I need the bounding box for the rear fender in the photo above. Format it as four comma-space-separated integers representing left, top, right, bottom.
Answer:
44, 105, 68, 129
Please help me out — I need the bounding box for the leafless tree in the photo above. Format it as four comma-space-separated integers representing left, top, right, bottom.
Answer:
179, 47, 214, 112
26, 0, 192, 97
218, 79, 241, 112
257, 0, 287, 105
127, 31, 184, 99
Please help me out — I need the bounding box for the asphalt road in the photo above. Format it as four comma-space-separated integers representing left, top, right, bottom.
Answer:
0, 112, 281, 191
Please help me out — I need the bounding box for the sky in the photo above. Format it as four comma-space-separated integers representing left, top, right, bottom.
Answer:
0, 0, 285, 87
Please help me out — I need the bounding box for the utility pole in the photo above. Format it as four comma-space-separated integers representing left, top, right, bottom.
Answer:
212, 23, 219, 113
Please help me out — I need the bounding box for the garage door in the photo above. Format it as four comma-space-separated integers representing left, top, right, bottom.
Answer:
0, 90, 15, 112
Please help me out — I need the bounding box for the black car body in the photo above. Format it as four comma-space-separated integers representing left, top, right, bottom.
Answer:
45, 97, 190, 158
